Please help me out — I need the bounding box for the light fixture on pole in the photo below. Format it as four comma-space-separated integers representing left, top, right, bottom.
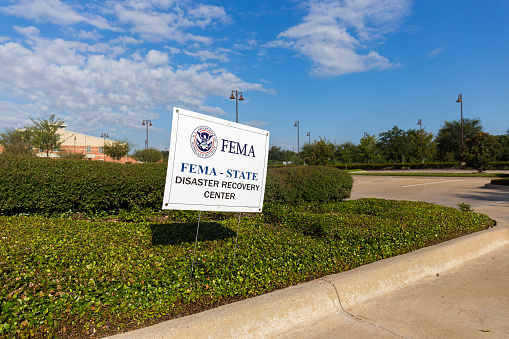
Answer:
294, 121, 300, 166
101, 132, 109, 161
417, 119, 423, 163
307, 132, 310, 145
229, 90, 244, 123
142, 119, 153, 163
456, 94, 463, 148
74, 136, 77, 154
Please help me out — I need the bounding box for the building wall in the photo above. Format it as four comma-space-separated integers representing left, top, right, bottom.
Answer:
0, 125, 138, 163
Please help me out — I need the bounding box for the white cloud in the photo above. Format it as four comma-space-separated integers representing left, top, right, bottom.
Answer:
0, 37, 265, 132
2, 0, 116, 30
426, 47, 444, 58
244, 120, 270, 128
183, 49, 229, 62
269, 0, 410, 76
112, 1, 229, 42
14, 25, 40, 36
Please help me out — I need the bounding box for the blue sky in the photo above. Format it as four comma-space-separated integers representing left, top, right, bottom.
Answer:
0, 0, 508, 152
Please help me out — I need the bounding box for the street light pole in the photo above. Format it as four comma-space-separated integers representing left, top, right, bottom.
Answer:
456, 94, 463, 148
294, 121, 300, 166
307, 132, 310, 145
142, 119, 152, 163
229, 90, 244, 123
417, 119, 423, 163
101, 133, 108, 161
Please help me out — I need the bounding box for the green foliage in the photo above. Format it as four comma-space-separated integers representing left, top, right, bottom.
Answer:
29, 114, 66, 158
104, 139, 132, 161
0, 155, 166, 216
0, 199, 494, 337
490, 178, 509, 186
359, 133, 378, 163
0, 127, 34, 156
268, 145, 297, 165
300, 137, 334, 165
131, 147, 163, 163
461, 131, 499, 172
377, 126, 410, 163
264, 166, 353, 204
457, 203, 472, 212
436, 118, 483, 161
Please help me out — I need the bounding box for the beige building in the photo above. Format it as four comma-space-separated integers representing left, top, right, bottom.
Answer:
0, 124, 137, 163
52, 124, 138, 163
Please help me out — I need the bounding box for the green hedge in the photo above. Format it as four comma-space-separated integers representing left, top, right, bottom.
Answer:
330, 162, 459, 170
491, 178, 509, 186
0, 157, 353, 216
264, 165, 352, 205
0, 155, 166, 216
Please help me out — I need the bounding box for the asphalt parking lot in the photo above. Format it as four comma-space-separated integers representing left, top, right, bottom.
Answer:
349, 175, 509, 222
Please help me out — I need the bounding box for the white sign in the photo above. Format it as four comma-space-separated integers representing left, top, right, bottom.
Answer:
162, 107, 270, 212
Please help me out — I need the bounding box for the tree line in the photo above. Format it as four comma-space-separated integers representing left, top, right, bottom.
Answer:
0, 115, 167, 163
269, 118, 509, 172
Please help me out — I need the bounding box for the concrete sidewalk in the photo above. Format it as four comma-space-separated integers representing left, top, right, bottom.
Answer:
108, 220, 509, 339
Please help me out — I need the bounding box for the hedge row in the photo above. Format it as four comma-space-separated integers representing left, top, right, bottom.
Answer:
264, 165, 353, 205
0, 156, 165, 216
290, 161, 509, 171
491, 178, 509, 186
0, 156, 353, 215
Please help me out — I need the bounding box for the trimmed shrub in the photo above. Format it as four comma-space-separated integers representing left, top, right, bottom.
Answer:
264, 165, 353, 205
329, 162, 459, 170
0, 155, 166, 215
491, 178, 509, 186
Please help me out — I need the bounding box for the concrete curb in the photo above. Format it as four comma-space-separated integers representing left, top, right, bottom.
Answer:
108, 221, 509, 339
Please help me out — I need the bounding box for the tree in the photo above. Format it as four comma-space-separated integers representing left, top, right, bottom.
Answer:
301, 137, 334, 165
0, 127, 34, 156
131, 148, 163, 163
335, 142, 360, 164
496, 129, 509, 161
104, 139, 132, 161
268, 145, 284, 163
29, 114, 66, 158
378, 126, 411, 163
461, 131, 499, 172
435, 118, 483, 161
359, 133, 378, 164
407, 128, 436, 163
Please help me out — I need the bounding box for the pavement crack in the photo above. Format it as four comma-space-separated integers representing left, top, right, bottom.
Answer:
322, 278, 407, 338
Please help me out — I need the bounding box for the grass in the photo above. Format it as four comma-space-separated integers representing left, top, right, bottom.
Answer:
0, 199, 495, 338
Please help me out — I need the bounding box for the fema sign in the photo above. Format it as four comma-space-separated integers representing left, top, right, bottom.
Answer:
162, 107, 270, 213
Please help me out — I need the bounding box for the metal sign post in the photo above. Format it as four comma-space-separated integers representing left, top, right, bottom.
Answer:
232, 212, 242, 267
190, 211, 202, 277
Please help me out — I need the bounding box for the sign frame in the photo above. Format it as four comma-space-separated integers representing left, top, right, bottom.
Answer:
162, 107, 270, 213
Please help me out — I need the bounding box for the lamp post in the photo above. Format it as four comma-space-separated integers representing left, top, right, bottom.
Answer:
142, 119, 152, 163
417, 119, 423, 163
74, 136, 77, 154
456, 94, 463, 148
229, 90, 244, 123
294, 121, 300, 166
307, 132, 310, 145
101, 132, 108, 161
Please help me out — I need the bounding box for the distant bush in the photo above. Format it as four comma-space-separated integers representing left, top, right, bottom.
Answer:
329, 162, 458, 170
264, 165, 353, 205
490, 178, 509, 186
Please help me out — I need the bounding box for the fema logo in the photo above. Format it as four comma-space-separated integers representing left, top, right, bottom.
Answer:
190, 126, 218, 158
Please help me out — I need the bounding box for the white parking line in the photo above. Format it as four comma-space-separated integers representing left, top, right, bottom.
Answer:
402, 179, 462, 188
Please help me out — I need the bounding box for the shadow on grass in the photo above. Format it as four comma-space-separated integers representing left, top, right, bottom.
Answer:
150, 222, 236, 246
